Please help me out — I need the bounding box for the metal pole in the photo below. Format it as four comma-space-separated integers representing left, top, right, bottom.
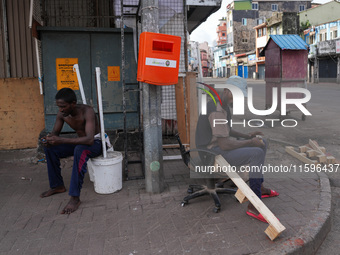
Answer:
337, 56, 340, 84
315, 51, 319, 84
141, 0, 164, 193
120, 0, 129, 179
196, 42, 203, 115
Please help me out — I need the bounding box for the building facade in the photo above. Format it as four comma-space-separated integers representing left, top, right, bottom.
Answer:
216, 18, 227, 45
300, 1, 340, 83
254, 11, 300, 79
224, 0, 311, 78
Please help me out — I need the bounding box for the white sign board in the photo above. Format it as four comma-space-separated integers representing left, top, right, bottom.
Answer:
336, 40, 340, 54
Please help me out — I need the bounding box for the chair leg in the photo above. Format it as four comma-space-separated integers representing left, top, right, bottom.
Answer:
210, 191, 221, 213
216, 187, 237, 194
182, 187, 208, 206
188, 184, 204, 194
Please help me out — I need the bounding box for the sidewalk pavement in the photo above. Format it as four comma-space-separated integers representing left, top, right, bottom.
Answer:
0, 140, 331, 255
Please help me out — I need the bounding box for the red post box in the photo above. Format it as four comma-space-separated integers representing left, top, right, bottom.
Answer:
137, 32, 181, 86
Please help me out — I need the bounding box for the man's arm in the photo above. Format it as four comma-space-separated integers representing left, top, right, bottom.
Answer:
229, 129, 264, 140
50, 112, 65, 136
217, 136, 264, 151
46, 108, 96, 146
41, 113, 64, 146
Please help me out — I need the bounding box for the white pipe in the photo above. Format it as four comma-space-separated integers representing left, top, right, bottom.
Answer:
95, 67, 107, 158
34, 38, 43, 95
73, 64, 87, 104
29, 0, 33, 28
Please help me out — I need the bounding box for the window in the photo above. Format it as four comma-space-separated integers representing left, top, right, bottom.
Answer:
334, 30, 338, 39
230, 20, 233, 27
242, 18, 247, 26
299, 5, 305, 12
257, 18, 263, 25
242, 38, 248, 43
271, 4, 278, 11
263, 27, 267, 36
330, 32, 333, 40
310, 35, 314, 44
258, 29, 262, 37
222, 32, 225, 36
276, 27, 280, 34
252, 3, 258, 10
319, 33, 323, 42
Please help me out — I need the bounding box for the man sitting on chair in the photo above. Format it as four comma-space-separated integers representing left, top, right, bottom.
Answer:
40, 88, 102, 214
204, 76, 279, 222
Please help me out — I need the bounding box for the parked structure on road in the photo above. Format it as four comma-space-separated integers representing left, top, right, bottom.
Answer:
254, 11, 300, 79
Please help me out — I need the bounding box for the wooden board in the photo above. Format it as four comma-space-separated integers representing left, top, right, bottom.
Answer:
309, 139, 325, 155
285, 146, 318, 165
215, 155, 286, 241
186, 72, 198, 149
0, 78, 45, 150
175, 77, 188, 144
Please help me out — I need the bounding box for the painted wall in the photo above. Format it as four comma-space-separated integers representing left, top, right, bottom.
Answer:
232, 10, 258, 54
234, 0, 252, 10
299, 1, 340, 26
0, 78, 45, 150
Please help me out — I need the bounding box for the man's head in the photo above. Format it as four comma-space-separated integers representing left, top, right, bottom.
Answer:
220, 76, 248, 107
55, 88, 77, 103
55, 88, 77, 117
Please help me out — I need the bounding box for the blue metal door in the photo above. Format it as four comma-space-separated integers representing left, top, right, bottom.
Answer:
238, 65, 243, 77
244, 66, 248, 78
40, 27, 138, 132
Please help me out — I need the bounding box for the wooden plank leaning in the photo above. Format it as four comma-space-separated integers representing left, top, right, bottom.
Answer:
215, 155, 286, 241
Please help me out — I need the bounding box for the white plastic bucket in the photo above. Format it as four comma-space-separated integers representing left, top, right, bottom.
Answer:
91, 151, 123, 194
87, 159, 95, 182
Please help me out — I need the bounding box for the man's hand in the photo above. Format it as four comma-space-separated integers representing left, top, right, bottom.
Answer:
250, 137, 265, 148
45, 134, 62, 146
248, 131, 264, 139
41, 136, 48, 147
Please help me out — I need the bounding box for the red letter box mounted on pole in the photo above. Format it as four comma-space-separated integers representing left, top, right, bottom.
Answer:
137, 32, 181, 86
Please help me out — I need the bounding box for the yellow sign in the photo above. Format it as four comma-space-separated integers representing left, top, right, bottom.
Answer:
108, 66, 120, 81
56, 58, 79, 90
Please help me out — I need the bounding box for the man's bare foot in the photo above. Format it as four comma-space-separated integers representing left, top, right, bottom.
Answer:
40, 186, 66, 198
61, 196, 81, 214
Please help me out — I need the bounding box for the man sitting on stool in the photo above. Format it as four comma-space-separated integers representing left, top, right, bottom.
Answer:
40, 88, 102, 214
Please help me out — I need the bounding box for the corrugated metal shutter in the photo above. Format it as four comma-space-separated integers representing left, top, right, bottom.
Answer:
0, 0, 38, 78
0, 0, 10, 78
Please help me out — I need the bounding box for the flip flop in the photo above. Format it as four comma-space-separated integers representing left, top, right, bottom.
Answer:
261, 189, 279, 198
246, 211, 268, 223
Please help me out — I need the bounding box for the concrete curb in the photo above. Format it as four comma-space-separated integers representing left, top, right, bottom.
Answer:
0, 148, 39, 163
255, 172, 332, 255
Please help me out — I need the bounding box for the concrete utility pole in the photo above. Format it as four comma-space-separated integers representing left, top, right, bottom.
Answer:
141, 0, 164, 193
337, 56, 340, 84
